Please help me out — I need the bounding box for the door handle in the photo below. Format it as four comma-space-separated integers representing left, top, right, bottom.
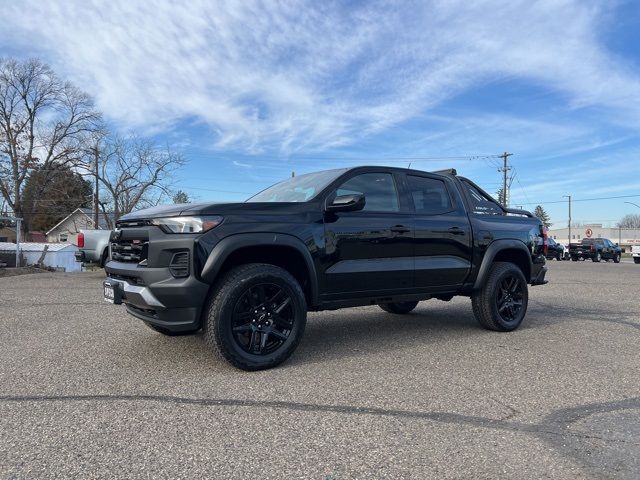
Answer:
390, 225, 411, 233
448, 227, 466, 235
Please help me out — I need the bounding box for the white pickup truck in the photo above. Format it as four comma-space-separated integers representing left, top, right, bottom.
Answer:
632, 245, 640, 264
75, 229, 112, 267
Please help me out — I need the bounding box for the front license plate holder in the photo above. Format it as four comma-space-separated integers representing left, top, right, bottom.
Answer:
103, 280, 122, 305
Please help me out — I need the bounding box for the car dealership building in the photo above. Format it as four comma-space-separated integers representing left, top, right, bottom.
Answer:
548, 224, 640, 249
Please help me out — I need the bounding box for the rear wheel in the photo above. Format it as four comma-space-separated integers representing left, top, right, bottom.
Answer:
203, 263, 307, 371
592, 252, 602, 262
556, 252, 562, 261
634, 258, 640, 264
571, 256, 578, 261
472, 262, 528, 332
379, 301, 419, 314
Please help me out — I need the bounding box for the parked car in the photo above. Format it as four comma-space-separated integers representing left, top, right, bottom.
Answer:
545, 238, 565, 260
104, 166, 548, 370
569, 238, 622, 263
632, 245, 640, 264
75, 229, 111, 267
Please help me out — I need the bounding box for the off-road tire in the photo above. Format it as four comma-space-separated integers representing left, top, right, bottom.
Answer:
592, 252, 602, 262
471, 262, 528, 332
203, 263, 307, 371
379, 301, 419, 314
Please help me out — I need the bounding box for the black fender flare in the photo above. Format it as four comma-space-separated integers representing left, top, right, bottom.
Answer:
473, 239, 533, 290
200, 233, 319, 304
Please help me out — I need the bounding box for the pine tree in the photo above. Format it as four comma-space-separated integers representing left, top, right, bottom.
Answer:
534, 205, 552, 228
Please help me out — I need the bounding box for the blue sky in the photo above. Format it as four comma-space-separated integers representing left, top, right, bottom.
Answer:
2, 0, 640, 227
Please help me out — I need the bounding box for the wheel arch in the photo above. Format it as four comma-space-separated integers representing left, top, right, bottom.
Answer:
200, 233, 319, 307
473, 239, 533, 290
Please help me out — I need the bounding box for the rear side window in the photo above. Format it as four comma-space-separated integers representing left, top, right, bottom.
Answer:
406, 175, 452, 215
462, 181, 503, 215
336, 173, 399, 212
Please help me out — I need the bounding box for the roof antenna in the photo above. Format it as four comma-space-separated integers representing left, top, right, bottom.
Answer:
407, 162, 412, 169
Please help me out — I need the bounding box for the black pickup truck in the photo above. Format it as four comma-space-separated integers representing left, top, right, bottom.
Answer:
104, 166, 547, 370
569, 238, 622, 262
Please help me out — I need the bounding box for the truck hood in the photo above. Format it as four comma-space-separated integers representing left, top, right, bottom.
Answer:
119, 201, 314, 221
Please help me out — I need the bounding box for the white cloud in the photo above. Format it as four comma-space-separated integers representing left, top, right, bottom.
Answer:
2, 0, 640, 153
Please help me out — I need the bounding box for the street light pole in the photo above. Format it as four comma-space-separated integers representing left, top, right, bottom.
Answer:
563, 195, 571, 246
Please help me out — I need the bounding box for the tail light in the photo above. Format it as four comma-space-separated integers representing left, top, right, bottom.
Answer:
77, 232, 84, 248
542, 226, 548, 256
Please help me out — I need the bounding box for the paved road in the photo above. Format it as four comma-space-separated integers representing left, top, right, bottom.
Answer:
1, 261, 638, 479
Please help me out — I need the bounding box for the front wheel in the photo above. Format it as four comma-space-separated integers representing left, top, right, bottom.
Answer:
379, 301, 419, 314
203, 263, 307, 371
613, 254, 621, 264
472, 262, 528, 332
556, 252, 562, 261
571, 256, 578, 261
592, 253, 602, 262
634, 257, 640, 264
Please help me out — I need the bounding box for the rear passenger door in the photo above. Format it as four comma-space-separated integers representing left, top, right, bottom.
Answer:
403, 173, 472, 289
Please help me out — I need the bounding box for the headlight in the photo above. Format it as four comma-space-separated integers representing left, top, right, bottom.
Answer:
151, 216, 223, 234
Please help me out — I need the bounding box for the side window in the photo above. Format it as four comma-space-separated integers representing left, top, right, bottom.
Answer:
336, 173, 399, 212
406, 175, 452, 215
462, 181, 503, 215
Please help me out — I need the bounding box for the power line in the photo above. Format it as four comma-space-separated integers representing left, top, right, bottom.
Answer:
519, 193, 640, 206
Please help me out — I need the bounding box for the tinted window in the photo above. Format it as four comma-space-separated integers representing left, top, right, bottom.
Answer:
462, 181, 503, 215
407, 175, 452, 214
336, 173, 399, 212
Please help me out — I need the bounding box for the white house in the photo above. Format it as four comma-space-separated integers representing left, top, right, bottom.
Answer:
45, 208, 111, 244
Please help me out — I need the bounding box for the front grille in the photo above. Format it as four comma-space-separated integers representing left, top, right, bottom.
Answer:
169, 251, 189, 277
110, 228, 149, 264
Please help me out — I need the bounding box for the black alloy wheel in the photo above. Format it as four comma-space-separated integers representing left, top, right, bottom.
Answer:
495, 274, 525, 324
472, 261, 528, 332
204, 263, 307, 371
231, 283, 295, 355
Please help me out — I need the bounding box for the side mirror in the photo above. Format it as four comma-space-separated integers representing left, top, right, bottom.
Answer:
326, 194, 366, 213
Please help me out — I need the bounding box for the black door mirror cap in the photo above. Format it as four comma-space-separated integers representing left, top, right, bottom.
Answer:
326, 194, 366, 213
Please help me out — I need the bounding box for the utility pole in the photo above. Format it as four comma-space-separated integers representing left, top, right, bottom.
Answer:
93, 142, 100, 229
563, 195, 572, 245
498, 151, 512, 207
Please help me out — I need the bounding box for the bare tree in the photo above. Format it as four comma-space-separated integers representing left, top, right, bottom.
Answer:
0, 58, 101, 219
97, 134, 186, 228
617, 213, 640, 229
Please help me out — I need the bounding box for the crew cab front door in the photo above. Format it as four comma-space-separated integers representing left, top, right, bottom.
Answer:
322, 171, 414, 298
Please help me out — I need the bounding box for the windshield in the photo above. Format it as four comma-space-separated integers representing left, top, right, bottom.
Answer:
247, 168, 348, 203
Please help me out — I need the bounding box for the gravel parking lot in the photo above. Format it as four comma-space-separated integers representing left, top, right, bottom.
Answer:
1, 260, 638, 479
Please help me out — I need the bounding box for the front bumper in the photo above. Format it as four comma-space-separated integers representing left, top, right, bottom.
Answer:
105, 261, 210, 333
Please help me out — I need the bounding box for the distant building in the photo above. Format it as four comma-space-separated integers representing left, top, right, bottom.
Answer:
0, 226, 17, 243
44, 208, 112, 244
548, 223, 640, 249
0, 242, 81, 271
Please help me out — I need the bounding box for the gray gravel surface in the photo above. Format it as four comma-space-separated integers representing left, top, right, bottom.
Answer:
0, 261, 638, 479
